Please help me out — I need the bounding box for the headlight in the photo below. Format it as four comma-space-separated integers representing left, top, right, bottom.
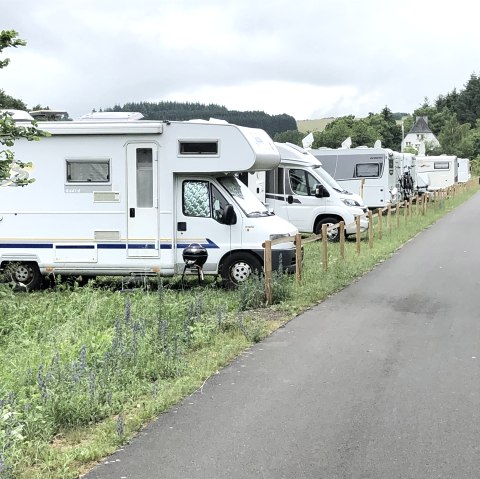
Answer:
342, 198, 359, 207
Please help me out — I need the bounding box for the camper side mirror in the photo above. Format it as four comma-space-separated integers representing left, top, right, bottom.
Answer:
222, 204, 237, 225
287, 195, 294, 204
314, 184, 329, 198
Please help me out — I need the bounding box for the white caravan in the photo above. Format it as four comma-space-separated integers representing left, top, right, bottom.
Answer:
457, 158, 471, 183
415, 155, 458, 191
0, 112, 298, 289
308, 147, 399, 208
241, 143, 368, 240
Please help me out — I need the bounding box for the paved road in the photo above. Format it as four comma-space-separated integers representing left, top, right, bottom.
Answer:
86, 193, 480, 479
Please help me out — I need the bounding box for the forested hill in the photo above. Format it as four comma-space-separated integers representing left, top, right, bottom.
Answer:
103, 101, 297, 137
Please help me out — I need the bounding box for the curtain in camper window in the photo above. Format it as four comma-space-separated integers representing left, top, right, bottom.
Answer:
183, 181, 210, 217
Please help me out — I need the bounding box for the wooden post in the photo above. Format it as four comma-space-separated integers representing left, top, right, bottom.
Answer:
368, 210, 373, 248
387, 204, 392, 233
322, 224, 328, 272
396, 202, 400, 228
415, 195, 419, 215
424, 193, 428, 214
404, 199, 408, 225
409, 198, 413, 218
377, 208, 383, 240
264, 240, 273, 305
295, 233, 302, 284
356, 216, 361, 256
339, 221, 345, 260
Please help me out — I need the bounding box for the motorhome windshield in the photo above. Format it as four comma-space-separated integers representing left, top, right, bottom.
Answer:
218, 176, 269, 217
312, 165, 345, 193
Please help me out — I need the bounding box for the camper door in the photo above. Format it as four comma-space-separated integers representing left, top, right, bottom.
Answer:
126, 143, 159, 257
175, 176, 237, 274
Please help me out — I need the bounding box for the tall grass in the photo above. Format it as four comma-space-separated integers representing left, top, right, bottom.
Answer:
0, 183, 478, 479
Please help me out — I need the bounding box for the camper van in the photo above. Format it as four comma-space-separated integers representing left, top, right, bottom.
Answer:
0, 112, 298, 289
308, 147, 399, 208
415, 155, 458, 191
457, 158, 471, 183
241, 143, 368, 240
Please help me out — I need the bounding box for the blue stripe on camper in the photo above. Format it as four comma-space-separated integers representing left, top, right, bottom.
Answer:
0, 239, 219, 250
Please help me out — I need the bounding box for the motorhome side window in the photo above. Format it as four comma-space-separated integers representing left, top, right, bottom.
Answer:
434, 161, 450, 170
183, 181, 211, 217
266, 168, 284, 194
355, 163, 380, 178
179, 141, 218, 155
66, 159, 110, 183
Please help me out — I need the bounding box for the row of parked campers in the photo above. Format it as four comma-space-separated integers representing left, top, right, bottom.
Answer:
306, 147, 470, 209
0, 111, 469, 290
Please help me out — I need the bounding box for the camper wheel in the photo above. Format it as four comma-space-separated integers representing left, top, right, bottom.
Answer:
6, 262, 43, 291
221, 252, 262, 288
314, 217, 342, 242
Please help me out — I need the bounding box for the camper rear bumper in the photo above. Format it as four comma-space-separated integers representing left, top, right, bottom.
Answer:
253, 248, 298, 274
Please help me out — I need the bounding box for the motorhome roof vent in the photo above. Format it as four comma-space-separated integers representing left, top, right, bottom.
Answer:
78, 112, 144, 121
29, 110, 69, 121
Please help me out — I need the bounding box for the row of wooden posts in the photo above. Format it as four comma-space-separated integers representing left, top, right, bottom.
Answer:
263, 179, 478, 304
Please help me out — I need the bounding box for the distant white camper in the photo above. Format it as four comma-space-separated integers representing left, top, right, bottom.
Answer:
0, 112, 299, 289
457, 158, 471, 183
415, 155, 458, 191
241, 143, 368, 241
308, 147, 399, 208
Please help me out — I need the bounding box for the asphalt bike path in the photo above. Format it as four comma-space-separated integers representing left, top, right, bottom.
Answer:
85, 192, 480, 479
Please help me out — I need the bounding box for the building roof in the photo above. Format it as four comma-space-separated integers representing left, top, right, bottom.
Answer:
409, 116, 433, 134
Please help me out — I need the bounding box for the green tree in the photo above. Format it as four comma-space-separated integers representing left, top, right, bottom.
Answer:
436, 114, 474, 157
0, 30, 47, 184
273, 129, 304, 146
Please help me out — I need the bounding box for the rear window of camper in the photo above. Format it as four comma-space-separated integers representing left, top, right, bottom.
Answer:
66, 160, 110, 183
434, 161, 450, 170
355, 163, 381, 178
179, 141, 218, 155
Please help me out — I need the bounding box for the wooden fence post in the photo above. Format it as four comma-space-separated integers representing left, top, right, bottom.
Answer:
322, 224, 328, 271
404, 199, 408, 225
387, 204, 392, 233
264, 240, 273, 305
396, 202, 400, 228
295, 233, 302, 284
339, 221, 345, 260
356, 216, 361, 256
368, 210, 373, 248
416, 195, 419, 215
377, 208, 383, 240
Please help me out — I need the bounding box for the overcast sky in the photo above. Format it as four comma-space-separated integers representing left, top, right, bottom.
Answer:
2, 0, 478, 120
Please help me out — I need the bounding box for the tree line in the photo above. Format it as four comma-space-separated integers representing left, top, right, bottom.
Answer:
103, 101, 297, 138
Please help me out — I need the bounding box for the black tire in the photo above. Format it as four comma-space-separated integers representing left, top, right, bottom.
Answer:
9, 262, 43, 291
314, 217, 342, 242
221, 252, 262, 288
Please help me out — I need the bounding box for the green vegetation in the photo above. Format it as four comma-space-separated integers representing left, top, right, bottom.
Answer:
102, 101, 297, 138
1, 182, 478, 479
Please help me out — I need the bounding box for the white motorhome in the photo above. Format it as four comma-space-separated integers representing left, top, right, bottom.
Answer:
241, 143, 368, 240
0, 112, 298, 289
308, 147, 399, 208
457, 158, 471, 183
415, 155, 458, 191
